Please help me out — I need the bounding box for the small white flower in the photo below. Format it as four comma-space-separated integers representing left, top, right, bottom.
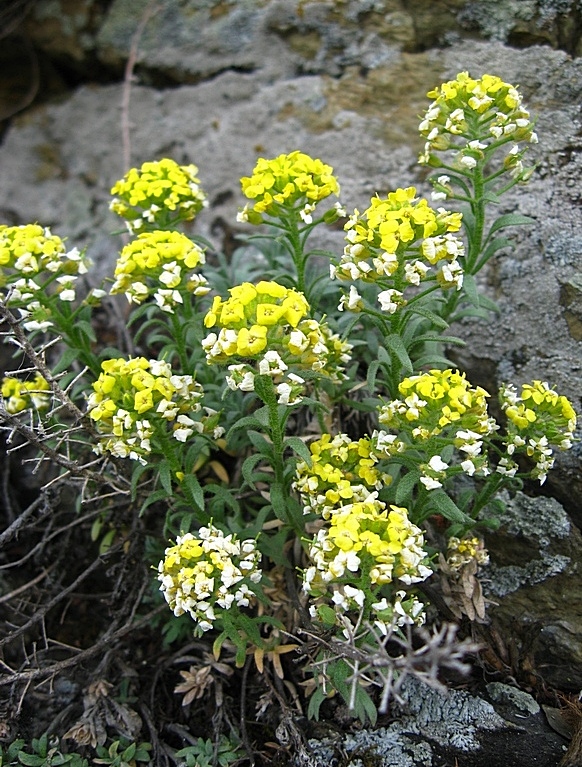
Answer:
460, 154, 477, 169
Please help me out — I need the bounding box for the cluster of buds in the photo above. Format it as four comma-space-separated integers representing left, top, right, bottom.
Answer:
332, 187, 465, 310
293, 433, 390, 517
446, 536, 489, 571
303, 496, 432, 630
238, 150, 341, 224
86, 357, 221, 464
110, 158, 208, 233
376, 369, 496, 486
158, 526, 262, 634
498, 380, 577, 483
109, 230, 209, 311
418, 72, 537, 188
202, 280, 351, 404
0, 224, 89, 331
1, 373, 51, 414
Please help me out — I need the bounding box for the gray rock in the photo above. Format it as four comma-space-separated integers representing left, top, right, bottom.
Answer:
303, 677, 506, 766
483, 492, 582, 689
486, 682, 541, 715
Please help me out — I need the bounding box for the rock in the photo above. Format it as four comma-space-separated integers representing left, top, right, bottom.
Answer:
486, 682, 541, 716
301, 676, 565, 766
483, 492, 582, 690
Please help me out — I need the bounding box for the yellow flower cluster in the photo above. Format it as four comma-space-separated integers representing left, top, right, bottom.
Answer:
87, 357, 211, 463
110, 230, 209, 311
418, 72, 537, 180
202, 281, 351, 402
446, 536, 489, 571
304, 498, 431, 626
499, 380, 577, 483
293, 433, 390, 516
158, 525, 262, 634
377, 369, 495, 483
0, 224, 88, 309
379, 369, 494, 439
110, 159, 207, 233
332, 187, 465, 300
1, 373, 51, 413
238, 150, 340, 222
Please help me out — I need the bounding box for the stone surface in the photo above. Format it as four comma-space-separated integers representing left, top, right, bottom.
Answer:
301, 676, 565, 766
483, 491, 582, 690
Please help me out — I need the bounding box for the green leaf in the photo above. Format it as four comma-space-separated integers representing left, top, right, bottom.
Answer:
355, 685, 378, 726
427, 490, 474, 525
17, 755, 44, 767
480, 235, 512, 263
407, 305, 450, 330
122, 743, 136, 761
384, 334, 413, 374
462, 272, 480, 307
227, 410, 269, 437
366, 359, 381, 393
157, 459, 173, 495
394, 470, 421, 506
248, 430, 274, 457
139, 488, 171, 516
270, 484, 289, 521
131, 462, 150, 501
477, 293, 500, 313
242, 453, 266, 489
283, 436, 311, 464
52, 347, 84, 375
486, 213, 534, 238
307, 686, 327, 721
182, 472, 204, 511
75, 319, 96, 342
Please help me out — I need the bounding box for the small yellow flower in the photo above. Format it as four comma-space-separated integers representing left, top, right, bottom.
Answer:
87, 357, 206, 462
110, 159, 207, 232
333, 188, 463, 288
419, 72, 537, 175
158, 526, 262, 633
1, 373, 51, 413
240, 151, 339, 218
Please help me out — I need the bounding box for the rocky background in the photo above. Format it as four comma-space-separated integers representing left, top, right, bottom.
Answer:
1, 1, 582, 763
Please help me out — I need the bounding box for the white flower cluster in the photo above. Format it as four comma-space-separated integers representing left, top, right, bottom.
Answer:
158, 526, 262, 633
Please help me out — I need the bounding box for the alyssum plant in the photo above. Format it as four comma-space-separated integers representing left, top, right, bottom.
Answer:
0, 73, 577, 727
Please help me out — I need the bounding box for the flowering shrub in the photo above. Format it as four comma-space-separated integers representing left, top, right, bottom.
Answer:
0, 72, 577, 733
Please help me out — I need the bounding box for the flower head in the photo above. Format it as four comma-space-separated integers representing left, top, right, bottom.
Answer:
158, 526, 262, 634
110, 159, 207, 232
379, 369, 495, 439
293, 433, 390, 516
240, 151, 339, 220
202, 281, 351, 399
1, 373, 51, 413
446, 536, 489, 571
0, 224, 88, 307
418, 72, 536, 185
332, 188, 464, 299
87, 357, 209, 463
110, 230, 209, 310
303, 498, 431, 627
499, 380, 577, 483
